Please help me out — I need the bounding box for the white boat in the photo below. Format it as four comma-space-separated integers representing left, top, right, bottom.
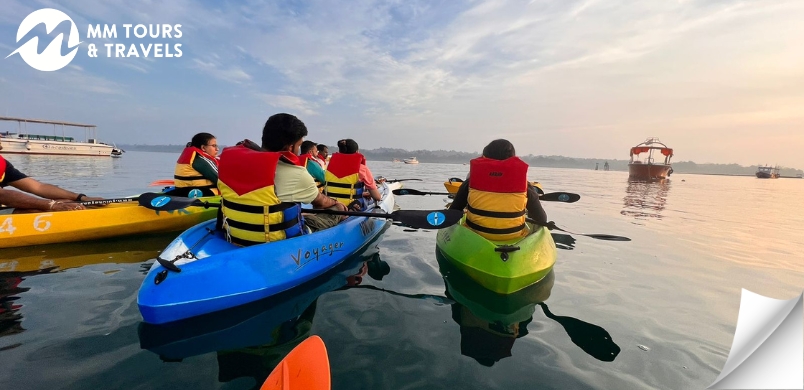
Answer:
0, 116, 117, 157
403, 157, 419, 164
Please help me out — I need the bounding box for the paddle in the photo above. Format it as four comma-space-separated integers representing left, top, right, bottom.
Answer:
383, 178, 422, 183
137, 193, 463, 230
393, 188, 581, 203
149, 179, 175, 187
261, 335, 330, 390
528, 219, 630, 241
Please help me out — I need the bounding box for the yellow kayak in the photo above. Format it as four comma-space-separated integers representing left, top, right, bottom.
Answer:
0, 197, 218, 249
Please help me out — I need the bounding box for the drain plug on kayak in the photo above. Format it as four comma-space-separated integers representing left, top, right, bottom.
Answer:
494, 245, 521, 261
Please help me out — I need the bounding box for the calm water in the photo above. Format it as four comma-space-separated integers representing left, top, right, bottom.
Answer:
1, 152, 803, 390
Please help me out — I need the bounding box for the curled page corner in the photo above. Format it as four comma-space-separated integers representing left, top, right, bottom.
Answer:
708, 289, 803, 389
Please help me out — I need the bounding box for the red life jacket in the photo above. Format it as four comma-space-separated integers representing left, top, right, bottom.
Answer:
465, 156, 529, 241
218, 145, 306, 246
324, 153, 365, 205
174, 146, 220, 195
0, 155, 6, 183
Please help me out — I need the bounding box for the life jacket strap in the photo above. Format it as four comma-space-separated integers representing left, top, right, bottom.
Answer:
466, 204, 526, 219
222, 198, 296, 214
465, 218, 526, 235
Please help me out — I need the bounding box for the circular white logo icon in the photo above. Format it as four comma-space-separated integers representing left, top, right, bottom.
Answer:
6, 8, 80, 72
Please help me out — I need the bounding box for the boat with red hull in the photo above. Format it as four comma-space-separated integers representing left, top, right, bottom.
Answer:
628, 138, 673, 180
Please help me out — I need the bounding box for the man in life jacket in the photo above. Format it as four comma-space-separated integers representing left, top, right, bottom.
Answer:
323, 138, 382, 211
172, 132, 220, 197
0, 155, 103, 213
316, 144, 329, 168
216, 113, 348, 246
298, 140, 325, 187
449, 139, 547, 241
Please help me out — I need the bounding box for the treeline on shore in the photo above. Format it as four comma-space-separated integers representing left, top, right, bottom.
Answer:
119, 144, 803, 176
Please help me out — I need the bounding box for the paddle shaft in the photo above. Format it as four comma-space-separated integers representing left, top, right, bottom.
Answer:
527, 218, 631, 241
393, 188, 580, 203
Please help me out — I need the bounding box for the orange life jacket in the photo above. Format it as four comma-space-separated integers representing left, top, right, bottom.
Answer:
324, 153, 365, 205
465, 156, 529, 241
217, 145, 306, 246
174, 146, 220, 195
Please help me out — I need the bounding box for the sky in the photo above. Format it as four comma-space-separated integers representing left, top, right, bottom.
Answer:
0, 0, 802, 168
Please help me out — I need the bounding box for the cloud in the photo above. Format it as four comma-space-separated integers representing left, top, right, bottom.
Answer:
256, 93, 318, 116
192, 58, 251, 84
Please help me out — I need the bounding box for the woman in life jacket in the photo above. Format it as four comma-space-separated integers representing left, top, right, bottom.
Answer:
448, 139, 547, 241
171, 132, 220, 197
323, 139, 382, 211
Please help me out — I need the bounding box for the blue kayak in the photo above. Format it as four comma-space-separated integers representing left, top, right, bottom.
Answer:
137, 182, 400, 324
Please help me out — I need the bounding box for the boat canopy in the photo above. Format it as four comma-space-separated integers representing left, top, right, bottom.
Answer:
630, 146, 673, 157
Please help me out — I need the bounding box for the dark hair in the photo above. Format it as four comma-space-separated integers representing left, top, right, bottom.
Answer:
261, 113, 308, 152
188, 132, 215, 148
300, 140, 318, 155
482, 139, 516, 160
317, 144, 328, 152
337, 139, 359, 154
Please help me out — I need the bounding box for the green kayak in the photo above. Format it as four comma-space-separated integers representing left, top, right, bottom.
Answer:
435, 219, 557, 294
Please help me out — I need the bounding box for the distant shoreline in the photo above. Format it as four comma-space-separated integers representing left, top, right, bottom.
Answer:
117, 144, 803, 176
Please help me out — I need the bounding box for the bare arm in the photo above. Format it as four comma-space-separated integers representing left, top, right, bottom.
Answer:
10, 177, 82, 201
311, 192, 347, 211
0, 187, 85, 212
367, 188, 382, 202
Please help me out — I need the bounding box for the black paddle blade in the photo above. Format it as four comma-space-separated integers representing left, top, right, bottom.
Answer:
385, 178, 423, 183
392, 209, 463, 229
138, 192, 204, 211
582, 234, 631, 241
392, 188, 451, 196
540, 192, 581, 203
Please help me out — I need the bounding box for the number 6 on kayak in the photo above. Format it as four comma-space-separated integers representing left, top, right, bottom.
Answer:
137, 193, 464, 230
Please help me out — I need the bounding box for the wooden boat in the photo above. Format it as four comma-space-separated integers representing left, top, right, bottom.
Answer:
755, 165, 780, 179
628, 138, 673, 180
0, 116, 117, 157
403, 157, 419, 164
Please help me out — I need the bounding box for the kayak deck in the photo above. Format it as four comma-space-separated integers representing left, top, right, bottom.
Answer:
436, 220, 557, 294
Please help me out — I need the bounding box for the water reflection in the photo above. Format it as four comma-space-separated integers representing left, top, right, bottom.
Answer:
138, 243, 387, 387
0, 235, 171, 340
621, 179, 671, 220
436, 252, 621, 365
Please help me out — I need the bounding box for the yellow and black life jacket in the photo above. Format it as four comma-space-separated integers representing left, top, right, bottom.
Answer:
0, 155, 6, 183
323, 152, 365, 205
174, 146, 220, 195
217, 145, 306, 246
465, 156, 529, 241
298, 153, 324, 191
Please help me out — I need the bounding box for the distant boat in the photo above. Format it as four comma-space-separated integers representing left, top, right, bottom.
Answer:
755, 165, 780, 179
403, 157, 419, 164
392, 158, 401, 163
0, 116, 117, 157
628, 138, 673, 180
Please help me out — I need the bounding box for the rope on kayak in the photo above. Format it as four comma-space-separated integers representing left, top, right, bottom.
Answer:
154, 228, 215, 283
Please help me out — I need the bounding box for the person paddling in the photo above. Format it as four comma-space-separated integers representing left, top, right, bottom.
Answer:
323, 139, 382, 212
171, 132, 220, 197
449, 139, 547, 240
0, 155, 103, 213
216, 113, 347, 246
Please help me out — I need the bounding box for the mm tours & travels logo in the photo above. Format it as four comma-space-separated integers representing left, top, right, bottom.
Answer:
6, 8, 182, 72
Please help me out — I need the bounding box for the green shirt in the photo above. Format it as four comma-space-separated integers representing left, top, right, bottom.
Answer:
305, 160, 326, 183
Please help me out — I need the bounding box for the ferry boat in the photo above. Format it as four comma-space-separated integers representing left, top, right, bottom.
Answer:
0, 116, 120, 157
628, 138, 673, 180
403, 157, 419, 164
755, 165, 780, 179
